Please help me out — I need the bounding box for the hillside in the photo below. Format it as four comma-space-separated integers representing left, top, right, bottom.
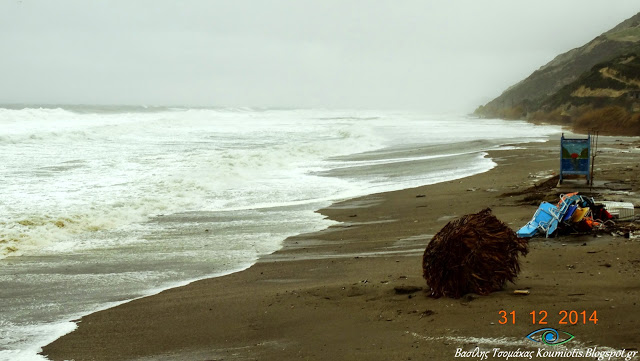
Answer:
475, 12, 640, 135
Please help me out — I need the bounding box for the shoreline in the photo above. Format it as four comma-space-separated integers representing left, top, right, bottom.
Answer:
41, 138, 640, 361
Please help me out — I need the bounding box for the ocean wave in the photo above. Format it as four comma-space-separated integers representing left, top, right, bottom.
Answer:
0, 109, 393, 259
0, 213, 132, 259
0, 109, 564, 361
0, 110, 561, 259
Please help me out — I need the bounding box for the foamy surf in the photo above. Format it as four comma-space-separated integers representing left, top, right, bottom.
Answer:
0, 106, 561, 360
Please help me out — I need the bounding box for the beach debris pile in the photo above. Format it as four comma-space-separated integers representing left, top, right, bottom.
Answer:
516, 192, 634, 238
422, 208, 528, 298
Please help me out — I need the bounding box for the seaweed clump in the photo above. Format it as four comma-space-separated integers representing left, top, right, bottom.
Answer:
422, 208, 528, 298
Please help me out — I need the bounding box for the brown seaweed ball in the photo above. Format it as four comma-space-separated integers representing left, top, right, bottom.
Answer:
422, 208, 528, 298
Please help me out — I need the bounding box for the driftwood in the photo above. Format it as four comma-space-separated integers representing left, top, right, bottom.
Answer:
422, 208, 528, 298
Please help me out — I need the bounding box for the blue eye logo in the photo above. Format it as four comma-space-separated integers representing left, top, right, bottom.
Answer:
526, 328, 575, 346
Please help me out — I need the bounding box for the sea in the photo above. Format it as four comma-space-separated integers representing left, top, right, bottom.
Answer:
0, 106, 561, 360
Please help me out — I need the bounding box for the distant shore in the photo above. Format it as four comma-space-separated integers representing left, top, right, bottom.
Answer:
42, 138, 640, 361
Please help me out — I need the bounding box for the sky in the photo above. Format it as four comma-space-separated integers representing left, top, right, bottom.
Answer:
1, 1, 640, 112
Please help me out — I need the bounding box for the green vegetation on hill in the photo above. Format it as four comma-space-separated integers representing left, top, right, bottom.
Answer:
606, 25, 640, 42
542, 54, 640, 108
476, 12, 640, 135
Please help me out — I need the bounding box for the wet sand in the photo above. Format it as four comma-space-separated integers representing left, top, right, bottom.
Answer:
41, 139, 640, 361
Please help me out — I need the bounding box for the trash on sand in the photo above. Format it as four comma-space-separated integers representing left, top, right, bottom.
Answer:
516, 192, 628, 238
598, 201, 635, 221
422, 208, 528, 298
516, 201, 562, 238
514, 290, 530, 295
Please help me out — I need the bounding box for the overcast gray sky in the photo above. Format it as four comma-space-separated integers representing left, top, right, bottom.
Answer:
1, 1, 639, 112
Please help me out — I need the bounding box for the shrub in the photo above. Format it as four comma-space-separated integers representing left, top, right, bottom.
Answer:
573, 106, 640, 135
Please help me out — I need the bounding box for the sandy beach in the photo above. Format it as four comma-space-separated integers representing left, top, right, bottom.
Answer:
41, 138, 640, 361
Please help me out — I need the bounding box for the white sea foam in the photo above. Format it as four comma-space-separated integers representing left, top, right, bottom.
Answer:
1, 108, 386, 257
0, 107, 561, 360
0, 320, 77, 361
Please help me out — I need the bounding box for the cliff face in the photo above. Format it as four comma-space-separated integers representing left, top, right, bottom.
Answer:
476, 12, 640, 135
542, 53, 640, 109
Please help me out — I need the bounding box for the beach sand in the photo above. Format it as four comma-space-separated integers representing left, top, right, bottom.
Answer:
41, 139, 640, 361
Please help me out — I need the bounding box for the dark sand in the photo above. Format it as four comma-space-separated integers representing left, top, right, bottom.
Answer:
42, 139, 640, 361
